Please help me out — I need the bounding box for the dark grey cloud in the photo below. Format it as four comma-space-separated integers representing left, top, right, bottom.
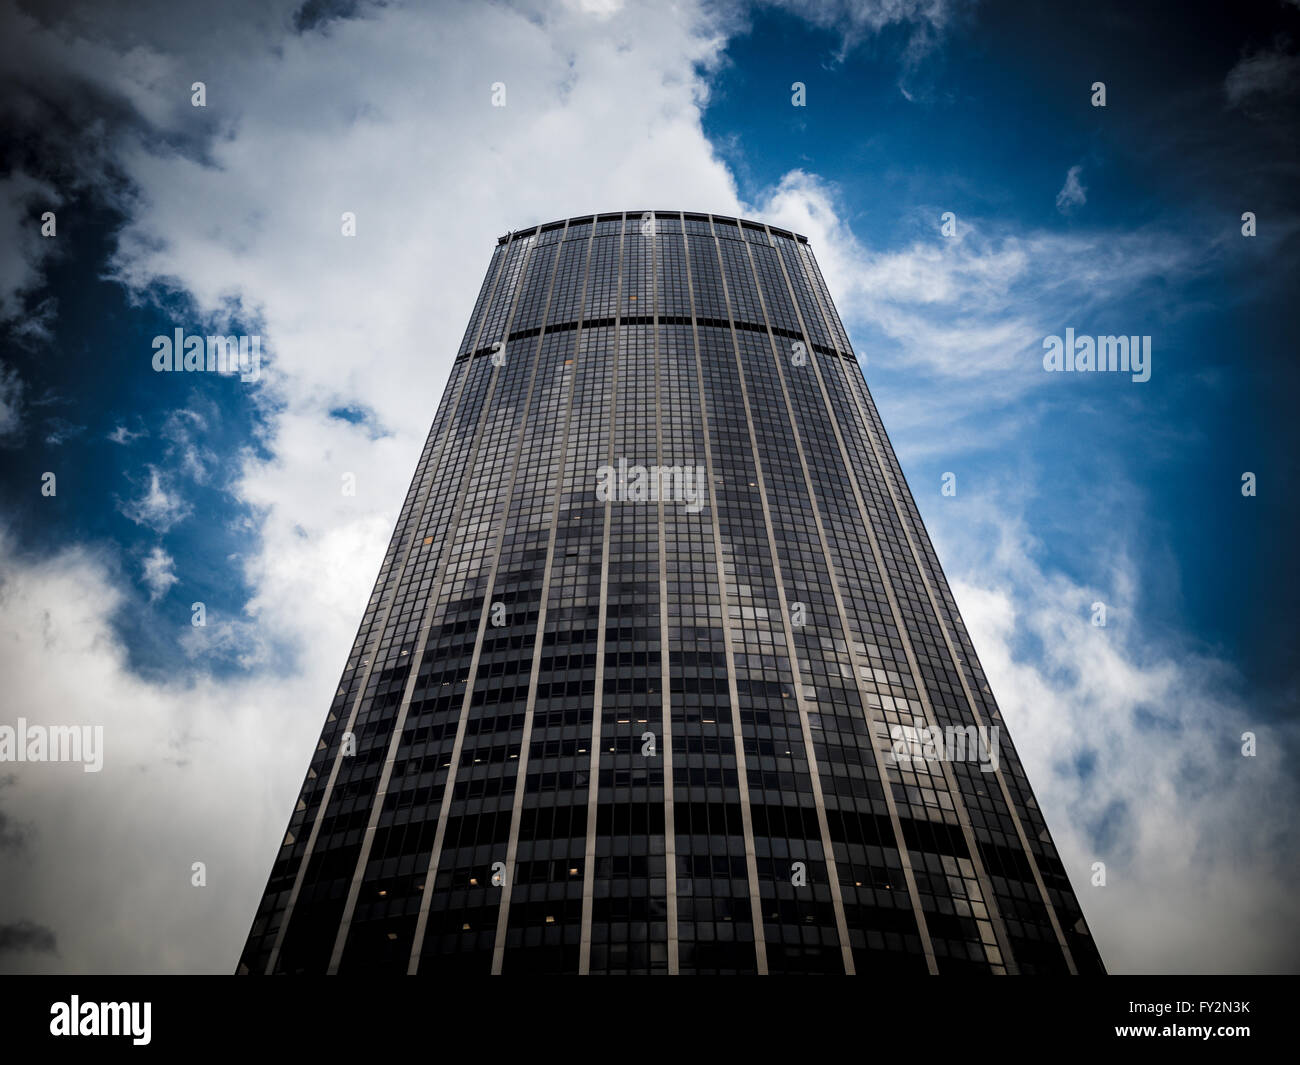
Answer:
293, 0, 364, 34
0, 919, 57, 955
1225, 37, 1300, 107
0, 811, 26, 851
0, 775, 25, 850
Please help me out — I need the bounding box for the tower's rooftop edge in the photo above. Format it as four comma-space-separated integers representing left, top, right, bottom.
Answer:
497, 212, 809, 246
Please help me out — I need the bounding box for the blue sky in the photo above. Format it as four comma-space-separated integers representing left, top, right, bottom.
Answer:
0, 0, 1296, 973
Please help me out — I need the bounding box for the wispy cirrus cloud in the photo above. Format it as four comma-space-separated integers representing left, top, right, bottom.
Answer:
755, 168, 1196, 394
757, 0, 973, 66
161, 407, 217, 485
1225, 38, 1300, 107
117, 465, 192, 533
107, 422, 147, 445
1055, 164, 1087, 214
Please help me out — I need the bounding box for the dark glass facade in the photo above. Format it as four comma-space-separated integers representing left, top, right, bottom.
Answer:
238, 211, 1104, 975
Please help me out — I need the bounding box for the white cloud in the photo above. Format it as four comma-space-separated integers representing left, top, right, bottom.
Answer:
179, 616, 269, 669
929, 491, 1300, 974
107, 423, 147, 445
0, 528, 336, 972
117, 465, 193, 533
140, 544, 178, 601
563, 0, 624, 16
161, 407, 216, 485
1055, 163, 1087, 214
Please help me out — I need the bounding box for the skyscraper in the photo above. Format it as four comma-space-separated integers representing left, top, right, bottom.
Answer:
238, 211, 1104, 976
